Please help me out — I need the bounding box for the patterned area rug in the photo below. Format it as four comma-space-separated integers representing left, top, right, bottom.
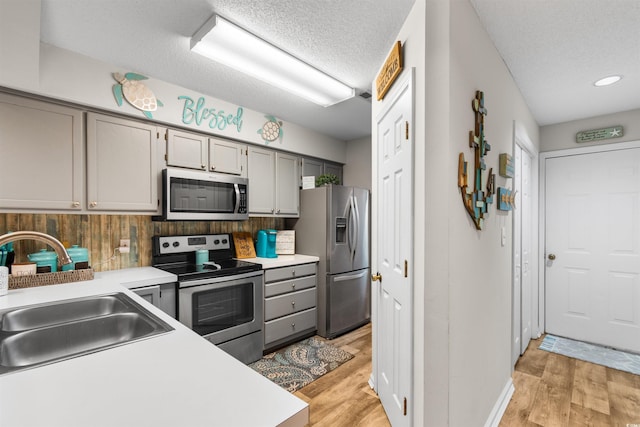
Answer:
249, 336, 354, 393
540, 334, 640, 375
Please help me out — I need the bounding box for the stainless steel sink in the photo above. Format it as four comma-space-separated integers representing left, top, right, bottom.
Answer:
0, 292, 174, 375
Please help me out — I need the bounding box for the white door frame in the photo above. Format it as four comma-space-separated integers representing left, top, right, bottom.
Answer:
538, 139, 640, 335
512, 122, 539, 366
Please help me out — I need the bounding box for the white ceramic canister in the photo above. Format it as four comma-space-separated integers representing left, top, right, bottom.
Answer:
0, 266, 8, 296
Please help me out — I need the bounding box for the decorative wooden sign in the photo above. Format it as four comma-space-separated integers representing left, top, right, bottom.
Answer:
376, 41, 403, 101
499, 153, 514, 178
458, 90, 495, 230
497, 187, 516, 211
232, 232, 256, 259
576, 125, 623, 143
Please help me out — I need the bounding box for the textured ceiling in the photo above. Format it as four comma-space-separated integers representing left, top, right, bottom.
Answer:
470, 0, 640, 126
39, 0, 416, 141
38, 1, 640, 142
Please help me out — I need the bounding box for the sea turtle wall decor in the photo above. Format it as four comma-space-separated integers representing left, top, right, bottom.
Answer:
257, 115, 284, 144
458, 90, 495, 230
112, 72, 163, 119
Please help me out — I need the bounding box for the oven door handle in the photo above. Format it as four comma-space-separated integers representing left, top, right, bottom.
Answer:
178, 270, 263, 288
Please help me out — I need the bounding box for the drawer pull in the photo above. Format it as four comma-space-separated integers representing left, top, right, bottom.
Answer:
291, 283, 296, 289
292, 270, 296, 276
291, 301, 296, 306
291, 323, 296, 328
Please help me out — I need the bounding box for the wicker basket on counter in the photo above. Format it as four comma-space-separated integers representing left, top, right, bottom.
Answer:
8, 268, 94, 290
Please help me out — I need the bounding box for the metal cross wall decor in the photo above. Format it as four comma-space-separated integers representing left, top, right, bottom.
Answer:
458, 90, 495, 230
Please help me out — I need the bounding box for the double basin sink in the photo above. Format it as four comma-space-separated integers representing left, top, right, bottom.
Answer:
0, 292, 174, 376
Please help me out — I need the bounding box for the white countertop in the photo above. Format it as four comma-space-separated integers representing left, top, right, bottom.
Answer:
0, 278, 308, 427
95, 266, 177, 288
242, 254, 319, 269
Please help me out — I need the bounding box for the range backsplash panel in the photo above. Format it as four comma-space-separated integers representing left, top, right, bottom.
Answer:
0, 214, 283, 272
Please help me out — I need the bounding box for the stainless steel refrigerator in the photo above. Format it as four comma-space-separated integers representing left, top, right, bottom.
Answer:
292, 184, 370, 339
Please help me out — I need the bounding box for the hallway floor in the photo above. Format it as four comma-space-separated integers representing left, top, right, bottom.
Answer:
500, 336, 640, 426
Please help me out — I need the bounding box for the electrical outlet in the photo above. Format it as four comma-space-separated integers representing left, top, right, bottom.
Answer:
119, 239, 130, 254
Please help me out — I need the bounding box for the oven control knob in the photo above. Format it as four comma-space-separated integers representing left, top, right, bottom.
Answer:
172, 242, 180, 247
162, 242, 170, 248
222, 239, 228, 244
214, 239, 220, 245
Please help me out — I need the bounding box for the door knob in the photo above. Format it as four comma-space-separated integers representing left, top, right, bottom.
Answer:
548, 254, 556, 261
372, 273, 382, 282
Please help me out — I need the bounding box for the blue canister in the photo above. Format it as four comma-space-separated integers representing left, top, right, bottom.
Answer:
62, 245, 90, 271
195, 249, 209, 265
27, 249, 58, 273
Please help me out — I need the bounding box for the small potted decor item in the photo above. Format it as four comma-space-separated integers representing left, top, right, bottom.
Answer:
316, 173, 340, 186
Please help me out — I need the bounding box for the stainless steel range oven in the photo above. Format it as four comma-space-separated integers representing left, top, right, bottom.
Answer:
152, 234, 263, 364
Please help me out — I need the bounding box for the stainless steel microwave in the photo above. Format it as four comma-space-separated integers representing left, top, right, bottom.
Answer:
159, 168, 248, 221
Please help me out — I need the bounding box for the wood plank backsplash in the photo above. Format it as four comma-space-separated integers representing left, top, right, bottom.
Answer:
0, 214, 284, 272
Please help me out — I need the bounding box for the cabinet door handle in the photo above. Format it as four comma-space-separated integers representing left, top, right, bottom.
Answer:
210, 165, 216, 170
277, 209, 281, 214
72, 201, 80, 208
201, 164, 206, 169
89, 201, 97, 208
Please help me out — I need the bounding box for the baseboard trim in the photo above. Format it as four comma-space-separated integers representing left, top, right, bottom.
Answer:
484, 379, 514, 427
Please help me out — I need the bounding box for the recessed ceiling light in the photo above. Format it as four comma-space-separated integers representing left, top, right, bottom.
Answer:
594, 75, 622, 87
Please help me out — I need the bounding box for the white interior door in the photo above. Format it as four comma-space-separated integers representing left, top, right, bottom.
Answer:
545, 147, 640, 353
512, 147, 523, 365
520, 148, 533, 353
375, 71, 413, 427
512, 145, 533, 365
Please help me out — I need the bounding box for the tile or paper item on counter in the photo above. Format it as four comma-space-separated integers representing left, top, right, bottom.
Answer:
276, 231, 295, 255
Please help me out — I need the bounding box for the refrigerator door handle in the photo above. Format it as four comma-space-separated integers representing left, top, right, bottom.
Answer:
333, 270, 368, 282
348, 196, 357, 264
352, 195, 359, 259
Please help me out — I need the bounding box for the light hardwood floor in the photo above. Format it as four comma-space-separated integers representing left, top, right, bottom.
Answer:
295, 326, 640, 426
294, 323, 391, 427
500, 336, 640, 427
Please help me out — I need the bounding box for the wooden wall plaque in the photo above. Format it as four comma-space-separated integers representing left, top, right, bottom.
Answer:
232, 232, 256, 259
376, 41, 403, 101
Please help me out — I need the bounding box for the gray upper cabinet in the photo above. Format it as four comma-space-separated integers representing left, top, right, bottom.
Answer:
301, 157, 323, 187
323, 162, 343, 184
86, 113, 160, 212
276, 152, 300, 216
166, 130, 246, 176
209, 137, 246, 177
248, 147, 299, 217
0, 93, 84, 211
300, 157, 344, 187
166, 129, 208, 171
247, 146, 275, 215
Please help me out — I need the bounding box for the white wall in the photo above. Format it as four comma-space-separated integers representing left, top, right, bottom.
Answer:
0, 0, 40, 89
372, 0, 540, 425
448, 2, 539, 425
541, 107, 640, 152
343, 136, 371, 189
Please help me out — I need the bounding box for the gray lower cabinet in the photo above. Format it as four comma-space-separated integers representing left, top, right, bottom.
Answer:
132, 283, 177, 318
263, 263, 317, 351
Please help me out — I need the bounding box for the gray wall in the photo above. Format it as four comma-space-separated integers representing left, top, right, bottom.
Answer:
541, 108, 640, 152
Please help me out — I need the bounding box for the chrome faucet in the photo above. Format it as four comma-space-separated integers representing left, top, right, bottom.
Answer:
0, 231, 73, 266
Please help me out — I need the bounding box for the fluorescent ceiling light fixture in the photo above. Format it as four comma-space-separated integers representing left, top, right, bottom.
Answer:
191, 14, 355, 107
594, 75, 622, 87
